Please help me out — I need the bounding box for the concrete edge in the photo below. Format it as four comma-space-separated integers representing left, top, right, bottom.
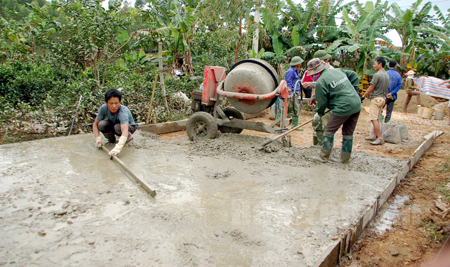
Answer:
313, 130, 444, 267
139, 119, 188, 135
137, 111, 266, 135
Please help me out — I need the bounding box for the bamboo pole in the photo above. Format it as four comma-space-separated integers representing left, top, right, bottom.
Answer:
102, 146, 156, 197
159, 42, 169, 110
146, 73, 159, 124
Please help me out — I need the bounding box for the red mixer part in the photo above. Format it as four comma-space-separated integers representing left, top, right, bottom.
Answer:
201, 66, 226, 106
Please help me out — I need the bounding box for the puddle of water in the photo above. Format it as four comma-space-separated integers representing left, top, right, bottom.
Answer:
374, 195, 410, 234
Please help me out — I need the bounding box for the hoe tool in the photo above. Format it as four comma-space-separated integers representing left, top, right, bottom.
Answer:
262, 110, 330, 147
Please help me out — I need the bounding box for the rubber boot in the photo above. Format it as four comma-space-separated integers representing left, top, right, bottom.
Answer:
316, 130, 324, 145
319, 132, 334, 162
341, 135, 353, 163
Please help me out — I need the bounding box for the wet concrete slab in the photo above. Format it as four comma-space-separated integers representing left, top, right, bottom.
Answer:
0, 132, 408, 266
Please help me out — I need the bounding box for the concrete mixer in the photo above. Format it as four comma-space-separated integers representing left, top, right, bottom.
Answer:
187, 59, 291, 142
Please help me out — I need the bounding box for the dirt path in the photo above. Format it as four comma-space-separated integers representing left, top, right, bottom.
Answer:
338, 133, 450, 267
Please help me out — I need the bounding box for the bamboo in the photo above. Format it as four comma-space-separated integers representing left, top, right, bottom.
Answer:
101, 146, 156, 197
146, 73, 159, 124
158, 42, 169, 110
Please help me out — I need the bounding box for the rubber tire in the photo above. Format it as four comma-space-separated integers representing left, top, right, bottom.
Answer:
218, 107, 245, 134
187, 112, 218, 141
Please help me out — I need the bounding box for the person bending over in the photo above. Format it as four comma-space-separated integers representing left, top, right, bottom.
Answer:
307, 58, 362, 163
402, 70, 421, 113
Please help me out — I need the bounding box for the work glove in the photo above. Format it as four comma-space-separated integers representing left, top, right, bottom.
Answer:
95, 136, 104, 148
360, 96, 365, 103
313, 113, 321, 122
109, 136, 127, 157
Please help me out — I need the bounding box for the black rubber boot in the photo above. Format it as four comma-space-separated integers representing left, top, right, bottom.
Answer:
319, 133, 334, 162
341, 135, 353, 163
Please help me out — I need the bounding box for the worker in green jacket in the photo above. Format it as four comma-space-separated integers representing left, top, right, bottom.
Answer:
307, 58, 362, 163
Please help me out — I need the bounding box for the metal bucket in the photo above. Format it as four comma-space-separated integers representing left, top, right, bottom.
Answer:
224, 59, 279, 114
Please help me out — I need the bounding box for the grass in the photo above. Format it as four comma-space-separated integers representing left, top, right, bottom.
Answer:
436, 177, 450, 203
419, 220, 447, 244
436, 162, 450, 173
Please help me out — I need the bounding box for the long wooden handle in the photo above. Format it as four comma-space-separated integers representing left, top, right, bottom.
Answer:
102, 146, 156, 197
262, 110, 330, 147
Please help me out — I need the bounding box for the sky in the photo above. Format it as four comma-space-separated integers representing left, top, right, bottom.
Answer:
293, 0, 450, 47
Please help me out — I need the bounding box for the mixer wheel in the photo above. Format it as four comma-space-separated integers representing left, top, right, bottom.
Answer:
219, 107, 245, 134
187, 112, 218, 141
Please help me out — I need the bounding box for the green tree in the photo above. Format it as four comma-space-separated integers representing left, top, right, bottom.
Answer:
322, 1, 390, 76
416, 5, 450, 76
388, 0, 434, 69
43, 0, 133, 87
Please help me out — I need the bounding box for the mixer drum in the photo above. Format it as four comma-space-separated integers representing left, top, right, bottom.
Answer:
224, 59, 279, 114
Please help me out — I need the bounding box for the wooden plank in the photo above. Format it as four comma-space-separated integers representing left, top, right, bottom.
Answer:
101, 146, 156, 197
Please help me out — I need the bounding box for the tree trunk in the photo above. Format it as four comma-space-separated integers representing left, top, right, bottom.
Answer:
159, 42, 169, 110
252, 5, 260, 55
234, 16, 242, 64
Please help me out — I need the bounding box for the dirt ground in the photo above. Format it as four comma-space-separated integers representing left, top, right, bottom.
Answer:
338, 132, 450, 267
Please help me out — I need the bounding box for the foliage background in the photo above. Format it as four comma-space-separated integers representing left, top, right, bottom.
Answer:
0, 0, 449, 143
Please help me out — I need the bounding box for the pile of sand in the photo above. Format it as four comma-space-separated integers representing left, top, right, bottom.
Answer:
362, 90, 440, 114
394, 91, 439, 113
432, 102, 450, 115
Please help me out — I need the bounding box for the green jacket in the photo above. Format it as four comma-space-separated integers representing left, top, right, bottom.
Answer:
315, 68, 362, 117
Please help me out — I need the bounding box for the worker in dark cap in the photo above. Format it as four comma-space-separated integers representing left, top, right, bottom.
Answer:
285, 56, 304, 128
307, 58, 361, 163
285, 56, 304, 95
314, 50, 332, 62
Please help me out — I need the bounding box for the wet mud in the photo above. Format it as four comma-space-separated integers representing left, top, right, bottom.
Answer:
0, 131, 406, 266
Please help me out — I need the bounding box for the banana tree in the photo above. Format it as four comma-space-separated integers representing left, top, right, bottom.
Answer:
415, 5, 450, 76
321, 1, 390, 76
142, 0, 203, 74
167, 0, 205, 74
388, 0, 433, 68
282, 0, 322, 57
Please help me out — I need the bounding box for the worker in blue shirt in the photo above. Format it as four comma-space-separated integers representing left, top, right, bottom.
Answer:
285, 56, 304, 95
384, 60, 402, 123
